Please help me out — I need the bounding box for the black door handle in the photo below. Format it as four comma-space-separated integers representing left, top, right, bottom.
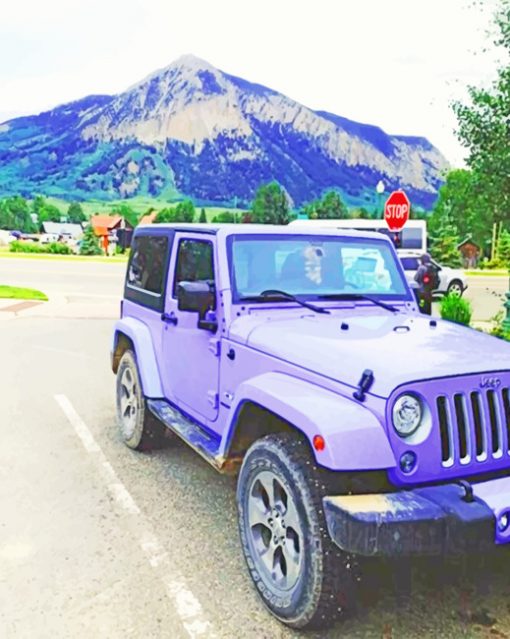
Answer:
161, 312, 178, 325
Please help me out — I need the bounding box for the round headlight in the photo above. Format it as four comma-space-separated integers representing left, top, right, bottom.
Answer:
392, 394, 422, 438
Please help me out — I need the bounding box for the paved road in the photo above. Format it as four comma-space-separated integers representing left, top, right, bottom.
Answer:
3, 258, 510, 638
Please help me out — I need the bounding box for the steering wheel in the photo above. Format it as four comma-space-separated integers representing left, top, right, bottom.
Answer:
343, 280, 361, 289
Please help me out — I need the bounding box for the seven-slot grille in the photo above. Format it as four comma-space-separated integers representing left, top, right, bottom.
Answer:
437, 387, 510, 467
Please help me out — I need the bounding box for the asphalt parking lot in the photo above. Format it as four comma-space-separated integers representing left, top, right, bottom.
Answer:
2, 258, 510, 639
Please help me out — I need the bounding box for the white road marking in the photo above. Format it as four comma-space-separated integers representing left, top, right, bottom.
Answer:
54, 394, 216, 639
108, 483, 140, 514
55, 395, 100, 453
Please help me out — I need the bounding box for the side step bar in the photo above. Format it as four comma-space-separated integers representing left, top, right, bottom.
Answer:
147, 399, 225, 471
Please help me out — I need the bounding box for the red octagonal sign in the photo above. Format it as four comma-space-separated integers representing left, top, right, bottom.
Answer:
384, 190, 410, 232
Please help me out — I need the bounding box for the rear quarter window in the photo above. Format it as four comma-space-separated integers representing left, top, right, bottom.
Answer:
124, 234, 172, 311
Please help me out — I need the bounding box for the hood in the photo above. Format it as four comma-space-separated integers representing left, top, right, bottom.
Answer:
229, 309, 510, 397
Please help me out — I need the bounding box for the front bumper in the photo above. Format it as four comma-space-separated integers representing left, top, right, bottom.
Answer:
323, 476, 510, 557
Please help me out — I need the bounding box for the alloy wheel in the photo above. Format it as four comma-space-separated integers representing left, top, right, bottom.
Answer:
119, 367, 138, 440
247, 470, 304, 591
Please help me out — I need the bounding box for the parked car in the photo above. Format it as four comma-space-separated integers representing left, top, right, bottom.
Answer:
111, 224, 510, 630
398, 250, 467, 297
39, 233, 60, 244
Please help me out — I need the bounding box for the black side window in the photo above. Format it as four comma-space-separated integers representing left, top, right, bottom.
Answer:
173, 239, 215, 299
125, 235, 170, 311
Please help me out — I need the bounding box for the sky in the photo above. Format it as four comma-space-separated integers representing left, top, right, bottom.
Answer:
0, 0, 504, 167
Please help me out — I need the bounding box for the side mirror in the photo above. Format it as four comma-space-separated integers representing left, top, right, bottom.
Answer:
177, 280, 217, 333
177, 280, 215, 314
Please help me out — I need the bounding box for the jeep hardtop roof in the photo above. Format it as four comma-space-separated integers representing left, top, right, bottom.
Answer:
133, 223, 393, 244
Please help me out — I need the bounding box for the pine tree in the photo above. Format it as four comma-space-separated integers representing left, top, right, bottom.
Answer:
497, 228, 510, 267
430, 217, 462, 267
199, 208, 207, 223
79, 224, 102, 255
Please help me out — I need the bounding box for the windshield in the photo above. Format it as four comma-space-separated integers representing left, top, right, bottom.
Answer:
228, 234, 411, 301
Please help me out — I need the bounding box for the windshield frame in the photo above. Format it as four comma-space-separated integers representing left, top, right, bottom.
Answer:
226, 233, 414, 304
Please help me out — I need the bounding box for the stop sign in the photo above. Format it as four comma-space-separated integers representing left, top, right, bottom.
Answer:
384, 190, 410, 232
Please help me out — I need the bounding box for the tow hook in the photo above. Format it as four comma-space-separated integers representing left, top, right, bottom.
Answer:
456, 480, 474, 503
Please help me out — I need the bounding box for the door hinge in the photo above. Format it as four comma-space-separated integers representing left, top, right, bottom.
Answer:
208, 338, 221, 357
207, 391, 219, 409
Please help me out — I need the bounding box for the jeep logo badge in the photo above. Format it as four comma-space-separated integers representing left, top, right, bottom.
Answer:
480, 376, 502, 389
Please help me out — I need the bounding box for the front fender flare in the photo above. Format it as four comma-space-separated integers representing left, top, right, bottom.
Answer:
112, 318, 164, 398
223, 372, 396, 471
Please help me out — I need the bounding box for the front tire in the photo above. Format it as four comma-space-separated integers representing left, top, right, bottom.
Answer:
236, 433, 358, 630
116, 350, 169, 451
447, 279, 464, 297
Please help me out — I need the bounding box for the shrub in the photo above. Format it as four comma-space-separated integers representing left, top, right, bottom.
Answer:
9, 240, 72, 254
439, 294, 472, 326
47, 242, 72, 255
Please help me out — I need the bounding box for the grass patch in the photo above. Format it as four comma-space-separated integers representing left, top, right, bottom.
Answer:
465, 269, 509, 276
0, 251, 128, 263
0, 285, 48, 301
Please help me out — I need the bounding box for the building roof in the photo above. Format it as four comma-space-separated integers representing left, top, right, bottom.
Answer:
457, 236, 480, 249
90, 214, 133, 235
41, 222, 83, 237
90, 214, 122, 230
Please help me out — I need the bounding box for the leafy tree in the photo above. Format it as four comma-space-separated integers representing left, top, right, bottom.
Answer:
38, 204, 62, 224
212, 211, 237, 223
175, 200, 195, 222
155, 200, 196, 223
79, 224, 102, 255
349, 207, 371, 219
251, 182, 290, 224
67, 202, 86, 224
30, 195, 62, 226
199, 208, 207, 223
111, 203, 139, 228
429, 169, 489, 247
0, 196, 37, 232
303, 191, 349, 220
155, 207, 175, 223
452, 0, 510, 229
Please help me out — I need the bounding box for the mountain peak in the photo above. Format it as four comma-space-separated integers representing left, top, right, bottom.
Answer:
170, 54, 215, 72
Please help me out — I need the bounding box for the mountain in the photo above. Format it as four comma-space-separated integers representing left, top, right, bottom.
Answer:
0, 55, 448, 208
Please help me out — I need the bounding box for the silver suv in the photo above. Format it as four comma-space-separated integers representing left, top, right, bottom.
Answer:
398, 250, 468, 297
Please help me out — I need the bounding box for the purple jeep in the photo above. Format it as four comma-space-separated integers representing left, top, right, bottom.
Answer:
111, 223, 510, 629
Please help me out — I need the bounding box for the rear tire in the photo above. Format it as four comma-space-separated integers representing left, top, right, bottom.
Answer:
116, 350, 170, 451
236, 432, 359, 630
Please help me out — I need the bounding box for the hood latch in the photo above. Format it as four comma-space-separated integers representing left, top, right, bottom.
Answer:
353, 369, 374, 402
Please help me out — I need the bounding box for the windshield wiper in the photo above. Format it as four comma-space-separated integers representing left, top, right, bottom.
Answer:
239, 289, 331, 315
317, 293, 399, 313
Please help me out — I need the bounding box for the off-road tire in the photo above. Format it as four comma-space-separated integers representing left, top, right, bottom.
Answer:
236, 432, 359, 630
116, 350, 170, 451
447, 279, 464, 297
